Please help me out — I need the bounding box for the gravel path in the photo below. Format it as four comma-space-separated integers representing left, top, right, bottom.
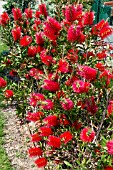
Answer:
3, 107, 43, 170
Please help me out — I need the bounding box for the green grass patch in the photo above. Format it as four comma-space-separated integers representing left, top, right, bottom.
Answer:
0, 43, 8, 54
0, 97, 15, 170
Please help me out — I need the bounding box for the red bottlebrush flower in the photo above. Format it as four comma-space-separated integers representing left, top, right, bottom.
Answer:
95, 62, 105, 72
0, 12, 10, 26
28, 46, 37, 57
32, 24, 37, 31
104, 166, 113, 170
28, 147, 42, 157
24, 8, 32, 19
72, 80, 90, 93
58, 59, 69, 73
31, 93, 45, 101
64, 5, 77, 22
35, 32, 44, 46
29, 98, 37, 107
26, 111, 43, 122
67, 25, 81, 42
29, 68, 38, 77
12, 8, 22, 21
39, 126, 52, 136
97, 50, 107, 59
100, 26, 113, 39
31, 133, 42, 142
44, 30, 57, 41
83, 12, 94, 25
106, 140, 113, 155
44, 17, 61, 40
9, 70, 17, 76
48, 136, 61, 148
40, 50, 53, 66
60, 131, 73, 144
25, 73, 30, 80
12, 26, 21, 41
100, 69, 113, 87
100, 70, 113, 80
42, 99, 54, 110
35, 10, 41, 18
61, 98, 74, 111
80, 127, 95, 143
56, 90, 65, 99
35, 157, 47, 168
42, 79, 59, 92
20, 36, 32, 47
34, 19, 41, 26
85, 96, 98, 115
59, 114, 70, 126
0, 77, 7, 88
39, 4, 48, 18
66, 49, 78, 63
107, 100, 113, 117
92, 20, 109, 36
4, 90, 14, 98
96, 19, 109, 31
78, 65, 97, 81
72, 120, 82, 130
43, 115, 58, 127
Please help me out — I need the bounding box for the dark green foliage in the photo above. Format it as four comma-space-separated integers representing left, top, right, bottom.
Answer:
3, 0, 36, 14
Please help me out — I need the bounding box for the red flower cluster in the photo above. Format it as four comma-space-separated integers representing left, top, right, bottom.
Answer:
39, 126, 53, 136
0, 12, 10, 26
12, 8, 22, 21
28, 147, 42, 157
47, 136, 61, 148
0, 77, 7, 88
35, 157, 47, 168
104, 166, 113, 170
27, 46, 37, 57
35, 32, 44, 46
60, 131, 73, 144
43, 115, 58, 127
107, 100, 113, 117
20, 36, 32, 47
80, 127, 95, 142
42, 79, 59, 92
41, 99, 54, 110
26, 111, 44, 122
4, 90, 14, 98
44, 17, 61, 41
72, 80, 90, 93
85, 96, 98, 115
24, 8, 32, 19
12, 26, 21, 41
92, 20, 113, 39
31, 133, 42, 142
78, 65, 97, 81
61, 98, 74, 110
67, 25, 85, 42
106, 140, 113, 155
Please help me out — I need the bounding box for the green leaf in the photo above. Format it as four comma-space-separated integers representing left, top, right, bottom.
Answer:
64, 161, 73, 168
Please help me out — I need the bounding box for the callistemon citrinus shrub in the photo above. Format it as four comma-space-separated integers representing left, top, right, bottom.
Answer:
1, 1, 113, 169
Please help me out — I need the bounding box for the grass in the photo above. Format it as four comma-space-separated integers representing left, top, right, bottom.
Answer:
0, 31, 14, 170
0, 42, 8, 54
0, 96, 15, 170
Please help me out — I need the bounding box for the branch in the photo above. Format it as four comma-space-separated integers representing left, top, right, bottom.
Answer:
93, 90, 109, 143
